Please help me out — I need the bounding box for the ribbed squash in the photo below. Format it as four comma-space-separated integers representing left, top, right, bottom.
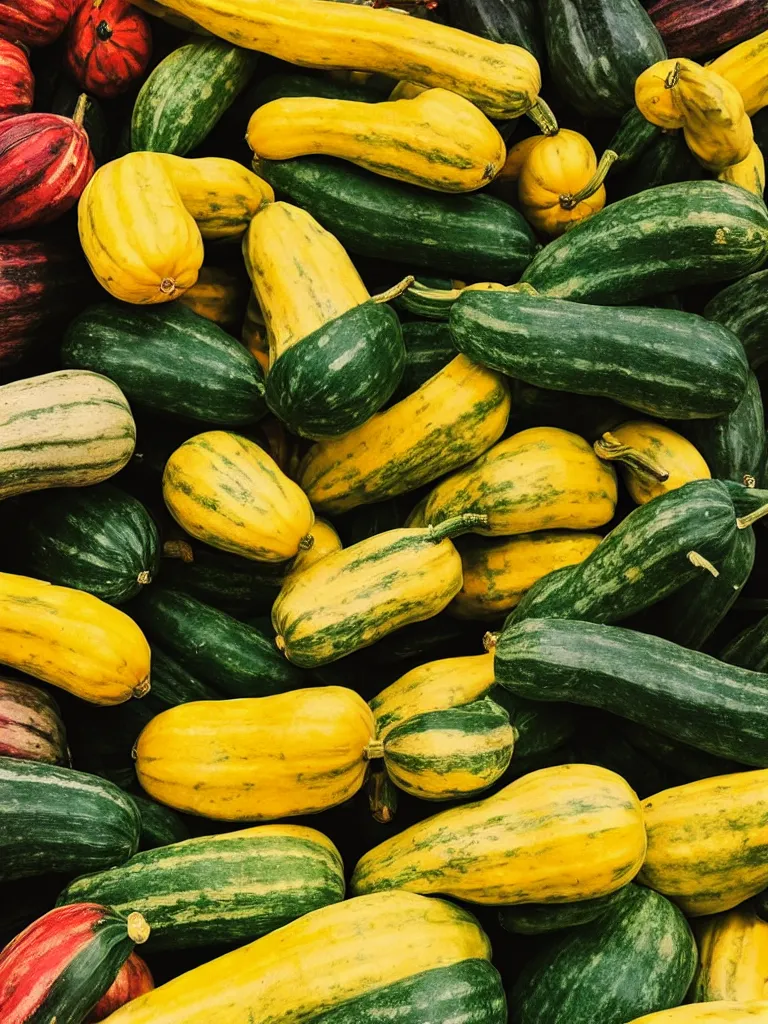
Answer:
0, 40, 34, 121
89, 953, 154, 1021
65, 0, 152, 99
351, 763, 646, 903
451, 531, 603, 619
135, 687, 376, 820
281, 519, 342, 588
85, 891, 504, 1024
177, 267, 247, 329
720, 144, 766, 197
247, 88, 505, 193
710, 29, 768, 117
0, 677, 68, 766
594, 421, 711, 505
693, 906, 768, 1002
271, 514, 485, 667
627, 1005, 768, 1023
298, 354, 510, 514
409, 427, 618, 536
640, 771, 768, 916
162, 430, 314, 563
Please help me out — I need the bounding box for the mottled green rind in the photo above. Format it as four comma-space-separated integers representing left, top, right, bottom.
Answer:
450, 290, 748, 420
521, 180, 768, 304
393, 322, 456, 401
621, 722, 749, 782
267, 301, 405, 439
159, 540, 284, 616
491, 687, 577, 760
721, 614, 768, 673
496, 617, 768, 765
131, 39, 258, 155
62, 303, 266, 425
258, 155, 537, 280
610, 107, 661, 170
685, 371, 767, 487
131, 793, 191, 851
507, 479, 737, 628
620, 131, 703, 195
705, 268, 768, 371
0, 757, 140, 881
448, 0, 542, 61
57, 831, 345, 950
509, 884, 696, 1024
16, 484, 159, 606
499, 885, 632, 935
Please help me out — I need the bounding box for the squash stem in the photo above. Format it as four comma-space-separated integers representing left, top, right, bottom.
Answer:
163, 539, 194, 563
427, 513, 488, 541
483, 631, 499, 652
126, 912, 151, 944
364, 738, 385, 760
137, 570, 151, 585
72, 93, 89, 128
665, 61, 682, 90
507, 282, 539, 296
560, 150, 618, 210
687, 550, 720, 577
133, 676, 151, 699
297, 533, 315, 551
367, 766, 398, 823
372, 275, 416, 304
526, 97, 559, 136
593, 433, 670, 481
737, 502, 768, 529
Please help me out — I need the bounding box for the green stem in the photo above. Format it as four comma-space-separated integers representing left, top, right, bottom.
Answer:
372, 275, 415, 304
364, 738, 385, 760
560, 150, 618, 210
72, 94, 89, 128
593, 432, 670, 482
526, 97, 559, 136
507, 283, 539, 296
427, 513, 488, 541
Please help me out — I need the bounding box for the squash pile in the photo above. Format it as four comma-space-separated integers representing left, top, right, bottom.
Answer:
6, 0, 768, 1022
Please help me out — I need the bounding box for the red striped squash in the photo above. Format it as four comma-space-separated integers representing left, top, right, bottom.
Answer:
0, 0, 73, 47
0, 676, 68, 766
0, 40, 32, 121
66, 0, 152, 99
88, 952, 154, 1021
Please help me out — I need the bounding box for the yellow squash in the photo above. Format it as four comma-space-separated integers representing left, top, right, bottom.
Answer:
627, 1005, 768, 1023
131, 0, 205, 32
639, 770, 768, 916
351, 763, 646, 903
451, 531, 603, 619
635, 58, 693, 129
177, 267, 247, 328
135, 687, 376, 820
594, 421, 711, 505
409, 426, 618, 537
135, 0, 543, 120
710, 30, 768, 116
720, 143, 766, 196
162, 430, 314, 562
693, 906, 768, 1002
0, 573, 150, 705
247, 88, 505, 193
298, 354, 510, 515
280, 518, 342, 589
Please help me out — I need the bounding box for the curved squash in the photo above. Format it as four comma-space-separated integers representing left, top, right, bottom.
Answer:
351, 763, 646, 903
0, 370, 135, 500
298, 354, 510, 514
720, 143, 766, 197
247, 88, 505, 193
0, 572, 149, 705
693, 906, 768, 1002
134, 687, 376, 820
710, 30, 768, 117
640, 770, 768, 916
162, 430, 314, 563
626, 1005, 768, 1023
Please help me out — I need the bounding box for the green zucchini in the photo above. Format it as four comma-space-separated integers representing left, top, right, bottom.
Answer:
609, 108, 661, 172
15, 484, 159, 606
131, 793, 190, 851
57, 826, 346, 950
520, 180, 768, 304
704, 269, 768, 371
508, 884, 696, 1024
257, 156, 538, 281
450, 290, 749, 420
619, 131, 703, 196
62, 303, 267, 426
131, 39, 258, 155
0, 757, 140, 880
508, 479, 738, 628
568, 728, 677, 799
499, 887, 632, 936
685, 372, 767, 488
496, 617, 768, 765
721, 615, 768, 672
621, 722, 749, 782
393, 322, 456, 401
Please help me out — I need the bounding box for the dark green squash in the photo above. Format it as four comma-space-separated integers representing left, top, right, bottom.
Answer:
705, 269, 768, 372
685, 372, 767, 488
721, 614, 768, 673
499, 886, 631, 935
619, 130, 703, 196
447, 0, 543, 61
393, 322, 456, 401
621, 722, 750, 782
131, 792, 191, 851
609, 108, 661, 172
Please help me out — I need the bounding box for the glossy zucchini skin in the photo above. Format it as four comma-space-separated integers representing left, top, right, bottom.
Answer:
685, 373, 767, 488
521, 181, 768, 304
258, 156, 538, 281
450, 290, 749, 420
496, 617, 768, 766
447, 0, 543, 61
131, 793, 191, 851
705, 269, 768, 372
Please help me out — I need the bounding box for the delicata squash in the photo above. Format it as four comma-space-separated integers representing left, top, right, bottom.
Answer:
692, 906, 768, 1002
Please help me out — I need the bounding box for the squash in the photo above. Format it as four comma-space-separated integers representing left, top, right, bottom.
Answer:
247, 88, 505, 193
409, 427, 618, 537
351, 763, 646, 903
686, 372, 766, 488
720, 143, 766, 197
0, 370, 135, 501
280, 519, 341, 588
639, 770, 768, 915
134, 687, 376, 820
627, 1004, 768, 1023
131, 793, 190, 852
0, 676, 68, 766
447, 0, 543, 62
0, 0, 73, 47
0, 39, 34, 121
65, 0, 152, 99
177, 267, 247, 329
499, 887, 632, 935
594, 422, 711, 504
271, 514, 485, 668
648, 0, 768, 60
162, 430, 314, 563
693, 906, 768, 1002
89, 953, 154, 1021
710, 30, 768, 117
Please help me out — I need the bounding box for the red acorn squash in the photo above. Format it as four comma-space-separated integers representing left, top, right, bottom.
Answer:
0, 40, 32, 121
646, 0, 768, 59
0, 0, 73, 47
88, 952, 154, 1021
66, 0, 151, 99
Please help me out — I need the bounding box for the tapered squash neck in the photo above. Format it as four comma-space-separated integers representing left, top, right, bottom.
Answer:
560, 149, 618, 210
426, 513, 488, 541
593, 432, 670, 482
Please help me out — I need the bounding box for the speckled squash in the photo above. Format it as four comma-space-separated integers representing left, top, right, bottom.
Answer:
693, 906, 768, 1002
720, 143, 766, 197
280, 519, 342, 588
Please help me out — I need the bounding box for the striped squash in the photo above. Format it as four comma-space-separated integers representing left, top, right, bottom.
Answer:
57, 825, 345, 950
409, 427, 618, 536
89, 952, 154, 1021
693, 906, 768, 1002
626, 1005, 768, 1022
272, 514, 485, 667
640, 771, 768, 915
135, 687, 376, 820
0, 903, 150, 1024
351, 763, 646, 903
0, 370, 135, 500
0, 676, 68, 766
298, 355, 510, 514
90, 891, 505, 1024
162, 431, 314, 563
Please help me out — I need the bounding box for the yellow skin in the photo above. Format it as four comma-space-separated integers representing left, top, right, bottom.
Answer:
177, 266, 246, 328
639, 770, 768, 916
243, 202, 369, 365
627, 1005, 768, 1023
135, 687, 375, 820
162, 430, 314, 563
281, 519, 342, 587
710, 29, 768, 116
352, 763, 647, 904
451, 530, 603, 619
635, 58, 695, 129
0, 573, 150, 705
693, 907, 768, 1002
720, 143, 766, 197
517, 129, 606, 237
596, 421, 711, 505
247, 88, 505, 193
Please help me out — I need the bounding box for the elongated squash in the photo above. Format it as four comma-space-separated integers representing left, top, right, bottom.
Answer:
720, 143, 767, 197
693, 907, 768, 1002
640, 770, 768, 915
710, 30, 768, 117
351, 763, 646, 903
627, 1005, 768, 1023
162, 431, 314, 563
248, 88, 505, 193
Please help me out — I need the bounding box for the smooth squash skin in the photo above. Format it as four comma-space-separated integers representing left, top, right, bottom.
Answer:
162, 431, 314, 563
627, 1005, 768, 1023
280, 519, 342, 588
710, 29, 768, 117
640, 770, 768, 916
247, 88, 505, 193
693, 907, 768, 1002
135, 687, 376, 820
351, 763, 646, 904
720, 144, 767, 197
